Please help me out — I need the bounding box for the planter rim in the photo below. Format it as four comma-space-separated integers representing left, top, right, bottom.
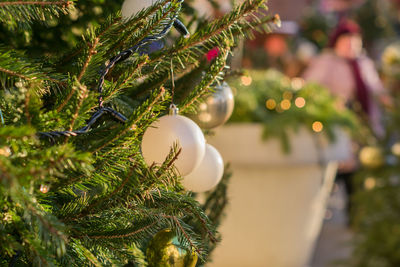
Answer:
207, 124, 352, 166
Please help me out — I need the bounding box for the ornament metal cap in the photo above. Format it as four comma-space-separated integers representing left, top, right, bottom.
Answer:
169, 104, 179, 115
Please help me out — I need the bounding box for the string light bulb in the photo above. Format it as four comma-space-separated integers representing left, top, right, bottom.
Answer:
295, 97, 306, 108
282, 91, 293, 100
40, 184, 50, 193
312, 121, 323, 132
291, 77, 305, 90
280, 99, 291, 110
240, 75, 252, 86
364, 177, 376, 190
266, 99, 276, 110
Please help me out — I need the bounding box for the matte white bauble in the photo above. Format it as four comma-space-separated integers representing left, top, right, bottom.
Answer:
122, 0, 154, 19
141, 110, 206, 176
182, 144, 224, 193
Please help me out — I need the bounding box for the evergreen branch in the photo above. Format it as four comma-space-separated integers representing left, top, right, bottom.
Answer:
84, 221, 158, 240
77, 38, 100, 82
57, 1, 179, 113
93, 87, 166, 152
0, 1, 72, 7
155, 147, 181, 177
117, 58, 149, 90
95, 2, 182, 108
62, 145, 179, 222
0, 65, 66, 87
0, 66, 31, 81
28, 204, 68, 244
106, 166, 135, 199
56, 39, 99, 112
0, 160, 12, 182
131, 75, 170, 100
163, 214, 200, 253
0, 160, 68, 259
185, 208, 218, 243
58, 1, 160, 66
153, 0, 266, 61
121, 0, 274, 100
67, 83, 88, 131
0, 0, 273, 263
0, 0, 74, 29
180, 48, 229, 111
56, 17, 121, 112
24, 89, 31, 125
0, 64, 65, 88
0, 48, 66, 95
106, 0, 177, 55
138, 146, 182, 201
69, 165, 137, 220
70, 239, 103, 267
106, 20, 146, 56
126, 1, 178, 52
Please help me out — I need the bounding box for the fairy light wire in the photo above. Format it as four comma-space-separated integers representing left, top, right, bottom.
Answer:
39, 3, 189, 140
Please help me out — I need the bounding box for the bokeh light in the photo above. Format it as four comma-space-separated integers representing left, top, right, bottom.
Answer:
291, 77, 305, 90
283, 91, 293, 100
312, 121, 323, 132
241, 75, 252, 86
280, 99, 291, 110
364, 177, 376, 190
392, 142, 400, 156
276, 105, 284, 113
295, 97, 306, 108
266, 99, 277, 110
40, 184, 49, 194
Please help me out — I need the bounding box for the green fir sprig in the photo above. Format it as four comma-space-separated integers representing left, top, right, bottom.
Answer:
0, 0, 277, 265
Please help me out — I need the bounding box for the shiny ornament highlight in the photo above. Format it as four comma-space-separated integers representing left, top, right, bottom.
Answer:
182, 144, 224, 193
192, 82, 234, 129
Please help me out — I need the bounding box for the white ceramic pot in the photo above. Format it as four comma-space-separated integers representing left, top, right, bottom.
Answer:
205, 123, 351, 267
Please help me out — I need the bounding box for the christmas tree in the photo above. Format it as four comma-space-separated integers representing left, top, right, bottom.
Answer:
0, 0, 278, 265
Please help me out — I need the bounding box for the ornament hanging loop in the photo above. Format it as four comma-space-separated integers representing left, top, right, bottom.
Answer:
169, 104, 179, 115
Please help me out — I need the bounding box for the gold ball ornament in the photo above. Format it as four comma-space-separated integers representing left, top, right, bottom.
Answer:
391, 142, 400, 157
146, 229, 198, 267
359, 146, 384, 169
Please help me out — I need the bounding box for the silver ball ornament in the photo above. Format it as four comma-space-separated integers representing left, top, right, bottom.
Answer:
192, 82, 234, 129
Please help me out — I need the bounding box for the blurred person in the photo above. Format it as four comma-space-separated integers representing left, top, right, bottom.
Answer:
302, 19, 385, 222
304, 19, 384, 136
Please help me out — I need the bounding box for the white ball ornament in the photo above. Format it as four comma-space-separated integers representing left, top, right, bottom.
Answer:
141, 105, 206, 176
121, 0, 155, 19
182, 144, 224, 193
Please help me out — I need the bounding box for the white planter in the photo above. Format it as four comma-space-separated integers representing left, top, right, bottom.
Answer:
205, 123, 351, 267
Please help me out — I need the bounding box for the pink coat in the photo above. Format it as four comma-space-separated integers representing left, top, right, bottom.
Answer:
303, 50, 384, 136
